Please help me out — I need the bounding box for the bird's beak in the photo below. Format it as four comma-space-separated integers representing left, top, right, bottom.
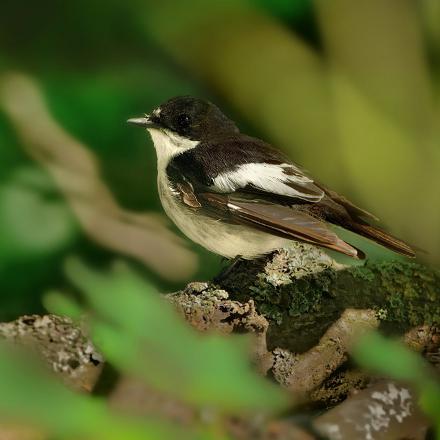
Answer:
127, 115, 159, 129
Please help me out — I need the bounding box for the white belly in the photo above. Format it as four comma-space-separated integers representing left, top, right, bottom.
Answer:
157, 176, 288, 259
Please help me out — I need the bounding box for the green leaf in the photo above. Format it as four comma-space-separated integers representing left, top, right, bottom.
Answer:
0, 342, 192, 440
254, 0, 311, 20
352, 332, 440, 432
43, 290, 83, 321
64, 258, 290, 413
0, 167, 78, 262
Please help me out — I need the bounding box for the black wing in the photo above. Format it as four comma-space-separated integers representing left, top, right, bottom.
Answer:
172, 180, 363, 259
169, 134, 325, 202
168, 135, 415, 258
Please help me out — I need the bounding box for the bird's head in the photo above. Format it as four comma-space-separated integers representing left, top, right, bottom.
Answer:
128, 96, 238, 162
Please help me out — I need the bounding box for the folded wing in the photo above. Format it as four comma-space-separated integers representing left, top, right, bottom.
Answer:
198, 192, 364, 259
169, 136, 415, 259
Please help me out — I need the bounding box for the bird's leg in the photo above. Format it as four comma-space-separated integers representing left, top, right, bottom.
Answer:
214, 255, 243, 284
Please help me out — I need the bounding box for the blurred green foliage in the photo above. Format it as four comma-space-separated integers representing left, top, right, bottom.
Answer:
0, 259, 288, 438
0, 167, 77, 262
50, 259, 289, 412
0, 344, 193, 440
254, 0, 313, 22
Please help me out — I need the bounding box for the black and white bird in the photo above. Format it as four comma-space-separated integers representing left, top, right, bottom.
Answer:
128, 96, 415, 260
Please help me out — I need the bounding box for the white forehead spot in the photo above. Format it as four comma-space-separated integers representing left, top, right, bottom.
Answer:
153, 108, 161, 117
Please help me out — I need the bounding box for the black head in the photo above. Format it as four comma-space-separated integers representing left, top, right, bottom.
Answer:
129, 96, 239, 141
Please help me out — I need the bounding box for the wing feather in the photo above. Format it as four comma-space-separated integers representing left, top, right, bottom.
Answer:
212, 163, 324, 202
168, 135, 413, 259
200, 192, 363, 259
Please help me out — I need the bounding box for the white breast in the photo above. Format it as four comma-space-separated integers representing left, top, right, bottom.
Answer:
149, 127, 290, 258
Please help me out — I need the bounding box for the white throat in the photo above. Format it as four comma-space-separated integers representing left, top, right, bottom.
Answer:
148, 128, 199, 169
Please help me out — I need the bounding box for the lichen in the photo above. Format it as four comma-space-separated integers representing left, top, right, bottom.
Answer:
217, 248, 440, 353
0, 315, 103, 390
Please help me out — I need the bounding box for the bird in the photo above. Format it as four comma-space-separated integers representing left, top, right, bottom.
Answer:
127, 96, 415, 261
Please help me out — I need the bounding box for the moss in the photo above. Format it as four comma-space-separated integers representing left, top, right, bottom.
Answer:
366, 261, 440, 327
286, 269, 336, 316
350, 264, 376, 282
218, 251, 440, 353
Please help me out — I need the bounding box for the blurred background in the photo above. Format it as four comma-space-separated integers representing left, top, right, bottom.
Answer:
1, 0, 440, 320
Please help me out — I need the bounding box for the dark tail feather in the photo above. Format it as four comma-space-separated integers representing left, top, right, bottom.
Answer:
325, 237, 366, 260
348, 223, 416, 258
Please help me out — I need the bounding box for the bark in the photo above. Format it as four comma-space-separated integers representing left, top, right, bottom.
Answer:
215, 244, 440, 353
0, 244, 439, 439
0, 314, 103, 392
169, 243, 440, 404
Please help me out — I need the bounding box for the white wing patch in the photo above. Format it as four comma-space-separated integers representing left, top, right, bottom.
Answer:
212, 163, 324, 201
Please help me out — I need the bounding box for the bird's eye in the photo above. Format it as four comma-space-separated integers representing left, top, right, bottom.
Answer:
176, 113, 191, 129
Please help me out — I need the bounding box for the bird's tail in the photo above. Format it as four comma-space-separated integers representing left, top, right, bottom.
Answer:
347, 223, 416, 258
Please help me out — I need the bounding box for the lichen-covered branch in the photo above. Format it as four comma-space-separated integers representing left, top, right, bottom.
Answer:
167, 244, 439, 406
215, 244, 440, 353
1, 243, 438, 439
